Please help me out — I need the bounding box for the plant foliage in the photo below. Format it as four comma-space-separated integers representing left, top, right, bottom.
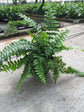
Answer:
0, 2, 84, 22
4, 25, 18, 34
4, 14, 37, 34
19, 14, 37, 28
8, 14, 37, 29
0, 8, 84, 92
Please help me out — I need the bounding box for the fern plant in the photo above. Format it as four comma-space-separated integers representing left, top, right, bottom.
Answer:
0, 9, 84, 92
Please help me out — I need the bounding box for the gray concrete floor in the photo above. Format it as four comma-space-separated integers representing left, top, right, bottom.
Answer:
0, 23, 84, 112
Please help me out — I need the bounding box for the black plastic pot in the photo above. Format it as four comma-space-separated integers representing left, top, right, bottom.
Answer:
19, 17, 24, 20
26, 26, 34, 28
17, 26, 34, 30
14, 18, 19, 21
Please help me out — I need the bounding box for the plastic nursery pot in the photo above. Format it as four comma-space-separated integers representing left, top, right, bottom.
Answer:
19, 17, 24, 21
17, 26, 25, 30
26, 25, 34, 28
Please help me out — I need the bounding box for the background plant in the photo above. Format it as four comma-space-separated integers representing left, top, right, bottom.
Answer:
4, 25, 18, 34
8, 20, 25, 28
0, 2, 84, 22
51, 2, 84, 19
0, 8, 84, 92
0, 5, 23, 21
8, 14, 37, 29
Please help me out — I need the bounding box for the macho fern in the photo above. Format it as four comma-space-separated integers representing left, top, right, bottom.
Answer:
0, 9, 84, 92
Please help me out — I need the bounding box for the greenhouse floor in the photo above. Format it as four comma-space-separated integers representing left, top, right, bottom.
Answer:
0, 23, 84, 112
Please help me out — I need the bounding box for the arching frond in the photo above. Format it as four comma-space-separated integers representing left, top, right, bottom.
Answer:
0, 39, 31, 65
16, 61, 33, 91
0, 57, 27, 72
33, 55, 46, 83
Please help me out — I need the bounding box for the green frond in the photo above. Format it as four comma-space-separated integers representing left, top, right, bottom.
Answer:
53, 69, 59, 84
48, 59, 59, 83
41, 8, 59, 32
48, 59, 55, 70
0, 39, 31, 65
0, 57, 26, 72
33, 56, 46, 84
46, 32, 59, 36
63, 66, 84, 77
37, 32, 49, 44
16, 61, 33, 92
19, 14, 37, 29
